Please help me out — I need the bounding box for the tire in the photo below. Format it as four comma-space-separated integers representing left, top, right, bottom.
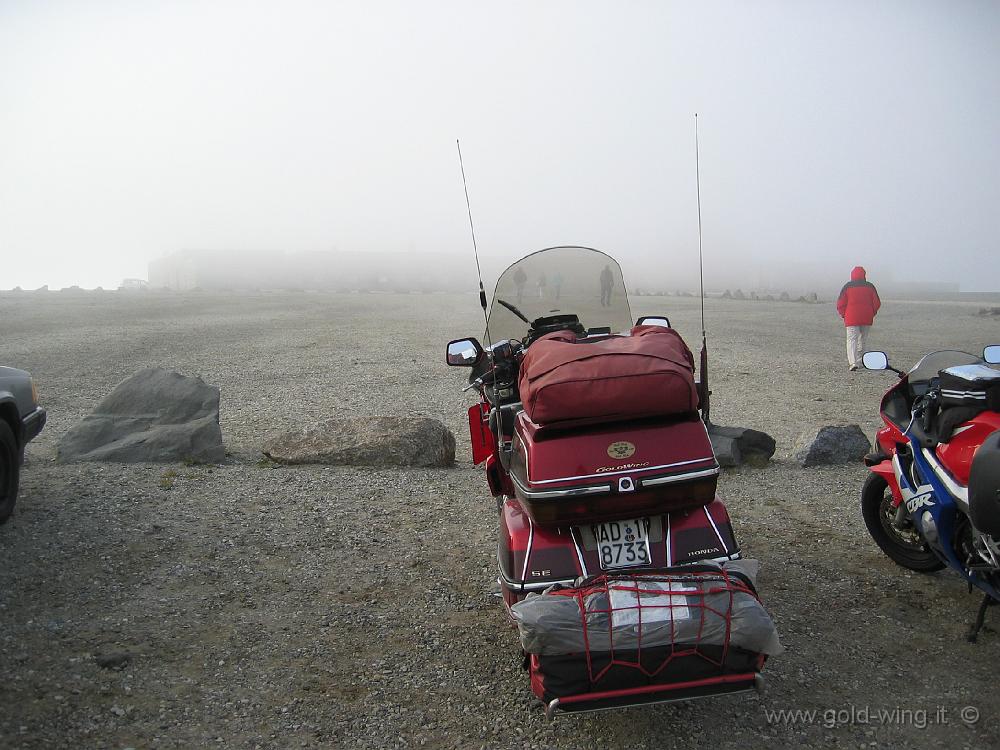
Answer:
861, 472, 944, 572
0, 420, 19, 525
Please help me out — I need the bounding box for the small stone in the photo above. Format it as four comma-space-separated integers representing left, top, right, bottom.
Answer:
95, 651, 132, 670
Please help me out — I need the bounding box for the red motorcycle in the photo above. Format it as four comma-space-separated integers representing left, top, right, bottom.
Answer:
447, 246, 780, 717
860, 346, 1000, 640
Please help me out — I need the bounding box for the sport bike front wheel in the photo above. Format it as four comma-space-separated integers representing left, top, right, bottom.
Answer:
861, 473, 944, 573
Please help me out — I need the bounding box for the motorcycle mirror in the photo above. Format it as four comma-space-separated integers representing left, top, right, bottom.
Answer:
862, 351, 889, 370
446, 338, 484, 367
636, 315, 671, 329
984, 345, 1000, 365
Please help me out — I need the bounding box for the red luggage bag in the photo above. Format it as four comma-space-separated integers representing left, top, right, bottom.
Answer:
518, 325, 698, 427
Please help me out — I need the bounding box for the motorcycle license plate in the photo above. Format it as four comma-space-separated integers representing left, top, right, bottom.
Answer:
592, 518, 651, 570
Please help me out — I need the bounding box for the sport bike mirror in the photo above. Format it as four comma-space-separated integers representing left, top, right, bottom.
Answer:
862, 351, 889, 370
984, 345, 1000, 365
446, 338, 483, 367
636, 315, 671, 328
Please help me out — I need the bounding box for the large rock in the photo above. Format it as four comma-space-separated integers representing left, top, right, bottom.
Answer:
793, 424, 870, 467
708, 424, 776, 468
262, 416, 455, 467
58, 368, 225, 463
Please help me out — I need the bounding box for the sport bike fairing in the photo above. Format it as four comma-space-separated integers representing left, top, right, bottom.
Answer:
896, 435, 1000, 600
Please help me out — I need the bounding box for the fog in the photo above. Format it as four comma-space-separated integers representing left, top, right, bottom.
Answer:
1, 1, 998, 293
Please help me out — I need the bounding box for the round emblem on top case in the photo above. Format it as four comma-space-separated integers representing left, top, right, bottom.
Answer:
607, 441, 636, 459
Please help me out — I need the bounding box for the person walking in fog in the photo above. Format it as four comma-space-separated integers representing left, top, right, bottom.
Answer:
837, 265, 881, 371
600, 265, 613, 306
537, 272, 547, 299
513, 266, 527, 304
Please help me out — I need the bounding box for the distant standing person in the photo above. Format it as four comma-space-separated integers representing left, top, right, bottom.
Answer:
836, 265, 881, 371
537, 272, 547, 299
600, 265, 613, 307
552, 271, 563, 301
513, 266, 527, 304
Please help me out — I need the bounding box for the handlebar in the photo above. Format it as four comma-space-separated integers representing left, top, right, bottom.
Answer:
463, 339, 523, 396
462, 377, 484, 393
463, 368, 500, 393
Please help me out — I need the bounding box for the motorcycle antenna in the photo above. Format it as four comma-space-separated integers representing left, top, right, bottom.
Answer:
456, 139, 492, 349
694, 113, 711, 424
457, 140, 503, 471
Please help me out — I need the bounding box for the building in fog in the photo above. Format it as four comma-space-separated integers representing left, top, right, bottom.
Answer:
148, 249, 481, 293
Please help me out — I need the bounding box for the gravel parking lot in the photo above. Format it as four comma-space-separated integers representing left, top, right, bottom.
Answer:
2, 289, 999, 749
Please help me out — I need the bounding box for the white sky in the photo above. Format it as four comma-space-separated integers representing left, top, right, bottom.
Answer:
1, 0, 998, 291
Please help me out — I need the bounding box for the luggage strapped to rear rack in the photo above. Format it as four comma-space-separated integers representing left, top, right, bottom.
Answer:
512, 562, 781, 718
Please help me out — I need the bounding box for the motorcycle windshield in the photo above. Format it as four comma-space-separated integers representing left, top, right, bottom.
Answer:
907, 350, 983, 384
486, 246, 632, 343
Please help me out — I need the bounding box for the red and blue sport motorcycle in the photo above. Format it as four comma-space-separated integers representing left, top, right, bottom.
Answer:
861, 345, 1000, 640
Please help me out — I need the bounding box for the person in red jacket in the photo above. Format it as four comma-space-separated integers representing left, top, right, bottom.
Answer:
837, 266, 881, 371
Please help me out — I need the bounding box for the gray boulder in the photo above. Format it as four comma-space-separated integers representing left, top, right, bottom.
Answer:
262, 416, 455, 467
708, 424, 776, 468
793, 424, 870, 467
58, 368, 224, 463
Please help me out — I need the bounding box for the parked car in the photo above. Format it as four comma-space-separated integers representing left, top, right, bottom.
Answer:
0, 366, 46, 523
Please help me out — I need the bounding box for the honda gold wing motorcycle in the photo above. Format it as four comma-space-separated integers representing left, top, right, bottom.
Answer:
446, 246, 781, 718
861, 345, 1000, 641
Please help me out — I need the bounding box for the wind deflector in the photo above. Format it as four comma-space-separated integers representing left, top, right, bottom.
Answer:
487, 247, 632, 344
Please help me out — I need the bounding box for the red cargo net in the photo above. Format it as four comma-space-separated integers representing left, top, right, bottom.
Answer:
564, 568, 756, 681
523, 566, 772, 714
